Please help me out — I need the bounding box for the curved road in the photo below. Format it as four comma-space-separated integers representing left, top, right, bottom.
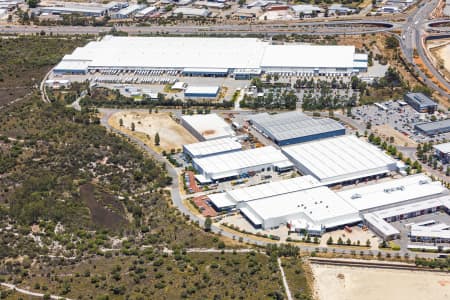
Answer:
97, 108, 444, 259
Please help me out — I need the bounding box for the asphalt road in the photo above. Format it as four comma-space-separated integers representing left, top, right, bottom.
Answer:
96, 107, 445, 259
401, 0, 450, 98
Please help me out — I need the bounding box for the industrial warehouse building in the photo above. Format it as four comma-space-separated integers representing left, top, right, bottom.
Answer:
249, 111, 345, 146
192, 146, 293, 183
337, 174, 447, 214
208, 173, 449, 235
433, 142, 450, 163
239, 186, 361, 231
184, 86, 220, 98
404, 92, 437, 113
53, 36, 368, 76
183, 138, 242, 159
415, 119, 450, 136
282, 135, 400, 185
208, 175, 324, 211
180, 114, 234, 141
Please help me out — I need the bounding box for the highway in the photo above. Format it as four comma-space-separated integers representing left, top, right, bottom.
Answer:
0, 20, 398, 36
400, 0, 450, 97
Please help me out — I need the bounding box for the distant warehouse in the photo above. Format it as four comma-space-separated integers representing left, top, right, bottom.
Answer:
404, 92, 437, 113
249, 111, 345, 146
415, 119, 450, 136
180, 114, 234, 141
53, 36, 368, 77
184, 86, 220, 98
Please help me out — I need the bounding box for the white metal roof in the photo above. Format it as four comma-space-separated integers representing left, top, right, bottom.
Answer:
372, 196, 449, 219
184, 138, 242, 158
207, 193, 236, 209
55, 36, 364, 72
208, 175, 322, 210
411, 224, 450, 239
433, 142, 450, 154
250, 111, 344, 142
136, 6, 157, 15
181, 113, 234, 140
363, 213, 400, 237
227, 175, 322, 203
282, 135, 397, 184
243, 186, 360, 228
193, 146, 291, 175
261, 44, 354, 69
184, 86, 219, 95
338, 174, 447, 212
173, 7, 210, 16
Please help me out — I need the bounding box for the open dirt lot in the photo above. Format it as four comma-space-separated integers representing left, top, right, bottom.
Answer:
312, 264, 450, 300
109, 111, 197, 151
373, 124, 418, 148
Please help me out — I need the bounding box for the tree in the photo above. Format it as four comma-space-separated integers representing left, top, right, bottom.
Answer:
366, 239, 371, 247
204, 217, 212, 232
346, 238, 351, 246
119, 118, 123, 127
131, 122, 135, 131
327, 236, 333, 245
154, 132, 160, 146
337, 237, 343, 245
385, 35, 399, 49
27, 0, 39, 8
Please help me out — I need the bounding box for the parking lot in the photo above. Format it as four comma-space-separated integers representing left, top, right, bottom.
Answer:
352, 100, 450, 144
390, 211, 450, 249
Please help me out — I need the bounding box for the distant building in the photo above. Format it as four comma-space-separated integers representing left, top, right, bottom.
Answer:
415, 119, 450, 136
184, 86, 220, 98
290, 4, 322, 17
173, 7, 210, 17
433, 142, 450, 163
404, 92, 438, 113
180, 113, 234, 141
111, 4, 144, 19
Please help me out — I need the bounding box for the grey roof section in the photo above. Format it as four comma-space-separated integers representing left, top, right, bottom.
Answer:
405, 92, 436, 107
415, 119, 450, 133
249, 111, 345, 141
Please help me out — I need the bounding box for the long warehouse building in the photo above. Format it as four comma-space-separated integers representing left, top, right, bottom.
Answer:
53, 36, 368, 76
249, 111, 345, 146
282, 135, 401, 185
192, 146, 293, 183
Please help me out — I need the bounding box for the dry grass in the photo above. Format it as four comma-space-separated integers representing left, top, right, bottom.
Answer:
109, 111, 197, 152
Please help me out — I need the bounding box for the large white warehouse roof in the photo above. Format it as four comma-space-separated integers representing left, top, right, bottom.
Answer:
242, 186, 361, 229
208, 175, 322, 209
338, 174, 447, 213
193, 146, 292, 181
282, 135, 398, 185
183, 137, 242, 158
181, 113, 234, 140
54, 36, 366, 73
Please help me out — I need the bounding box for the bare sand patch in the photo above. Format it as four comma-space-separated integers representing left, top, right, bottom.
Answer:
373, 124, 417, 148
109, 111, 197, 151
311, 263, 450, 300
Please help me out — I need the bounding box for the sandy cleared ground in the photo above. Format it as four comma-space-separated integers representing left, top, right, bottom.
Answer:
373, 124, 417, 148
109, 111, 197, 151
312, 264, 450, 300
435, 42, 450, 73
